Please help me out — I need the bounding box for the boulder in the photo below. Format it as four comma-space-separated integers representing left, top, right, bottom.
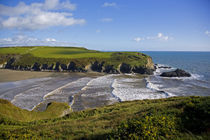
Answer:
160, 69, 191, 77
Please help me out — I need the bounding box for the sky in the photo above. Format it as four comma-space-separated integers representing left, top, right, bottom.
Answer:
0, 0, 210, 51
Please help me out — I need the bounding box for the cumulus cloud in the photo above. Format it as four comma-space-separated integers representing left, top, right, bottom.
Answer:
205, 30, 210, 37
0, 35, 76, 47
0, 0, 85, 30
134, 33, 171, 42
102, 2, 117, 7
101, 18, 113, 22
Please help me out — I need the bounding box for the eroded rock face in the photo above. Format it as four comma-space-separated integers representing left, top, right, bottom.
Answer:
68, 62, 77, 72
32, 62, 41, 71
132, 66, 154, 75
103, 65, 119, 74
120, 63, 132, 73
160, 69, 191, 77
5, 58, 15, 69
54, 62, 61, 71
48, 64, 54, 70
91, 61, 104, 72
41, 64, 48, 70
61, 64, 67, 71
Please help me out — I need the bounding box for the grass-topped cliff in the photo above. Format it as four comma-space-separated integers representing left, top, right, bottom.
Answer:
0, 46, 154, 74
0, 96, 209, 139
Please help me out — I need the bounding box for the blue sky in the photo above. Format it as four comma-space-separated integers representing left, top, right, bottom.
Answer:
0, 0, 209, 51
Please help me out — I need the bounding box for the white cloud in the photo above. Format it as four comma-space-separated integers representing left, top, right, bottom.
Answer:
101, 18, 113, 22
205, 30, 210, 37
134, 33, 171, 43
102, 2, 117, 7
0, 35, 77, 47
0, 0, 84, 30
157, 32, 169, 40
46, 38, 56, 42
134, 37, 144, 42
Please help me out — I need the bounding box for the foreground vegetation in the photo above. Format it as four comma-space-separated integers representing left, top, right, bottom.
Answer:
0, 96, 209, 139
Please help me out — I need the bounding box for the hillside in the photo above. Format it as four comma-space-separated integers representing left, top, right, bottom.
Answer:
0, 96, 209, 139
0, 46, 154, 74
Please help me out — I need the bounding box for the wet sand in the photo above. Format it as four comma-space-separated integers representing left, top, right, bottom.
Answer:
0, 69, 54, 82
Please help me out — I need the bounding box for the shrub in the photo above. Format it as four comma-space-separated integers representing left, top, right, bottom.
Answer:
110, 114, 178, 140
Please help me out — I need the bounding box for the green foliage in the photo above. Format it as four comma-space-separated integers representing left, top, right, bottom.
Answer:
181, 97, 210, 133
0, 96, 209, 140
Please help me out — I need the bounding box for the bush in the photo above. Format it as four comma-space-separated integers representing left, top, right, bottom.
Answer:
110, 114, 178, 140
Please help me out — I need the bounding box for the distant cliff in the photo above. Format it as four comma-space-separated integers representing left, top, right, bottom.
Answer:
0, 46, 155, 74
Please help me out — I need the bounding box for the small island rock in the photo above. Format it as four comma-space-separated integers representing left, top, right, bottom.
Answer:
160, 69, 191, 77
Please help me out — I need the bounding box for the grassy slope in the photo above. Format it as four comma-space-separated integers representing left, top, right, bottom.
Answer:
0, 96, 209, 140
0, 99, 70, 122
0, 46, 150, 68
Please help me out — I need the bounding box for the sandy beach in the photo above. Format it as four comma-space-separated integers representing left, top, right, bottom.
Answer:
0, 69, 54, 82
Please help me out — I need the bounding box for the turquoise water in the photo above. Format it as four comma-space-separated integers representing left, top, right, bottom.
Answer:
143, 51, 210, 96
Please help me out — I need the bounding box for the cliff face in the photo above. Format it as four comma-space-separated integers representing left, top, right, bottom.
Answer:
1, 57, 155, 75
0, 47, 155, 75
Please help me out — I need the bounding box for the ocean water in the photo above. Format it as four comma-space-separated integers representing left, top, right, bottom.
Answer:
143, 51, 210, 96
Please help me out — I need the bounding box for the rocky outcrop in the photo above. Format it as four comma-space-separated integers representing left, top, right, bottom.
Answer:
91, 61, 104, 72
146, 57, 155, 70
120, 63, 132, 73
41, 64, 48, 70
160, 69, 191, 77
132, 66, 154, 75
61, 64, 67, 71
103, 65, 119, 74
5, 58, 15, 69
68, 62, 77, 72
32, 62, 41, 71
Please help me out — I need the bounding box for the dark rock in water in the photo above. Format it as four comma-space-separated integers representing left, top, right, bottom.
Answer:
160, 69, 191, 77
32, 62, 41, 71
132, 66, 154, 75
91, 61, 104, 72
120, 63, 132, 73
158, 66, 172, 69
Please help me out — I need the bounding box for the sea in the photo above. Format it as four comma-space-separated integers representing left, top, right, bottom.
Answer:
143, 51, 210, 97
0, 51, 209, 111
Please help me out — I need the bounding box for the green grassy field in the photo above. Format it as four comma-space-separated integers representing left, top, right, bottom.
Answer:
0, 96, 209, 140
